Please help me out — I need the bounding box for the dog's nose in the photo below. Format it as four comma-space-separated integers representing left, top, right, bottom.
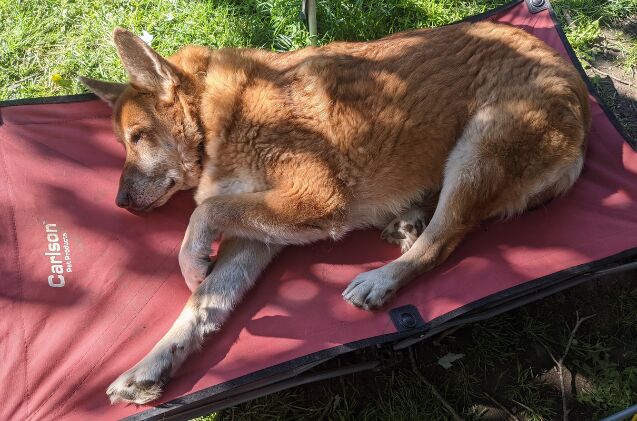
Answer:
115, 189, 131, 208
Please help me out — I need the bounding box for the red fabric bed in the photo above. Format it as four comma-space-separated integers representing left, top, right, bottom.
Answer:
1, 1, 636, 419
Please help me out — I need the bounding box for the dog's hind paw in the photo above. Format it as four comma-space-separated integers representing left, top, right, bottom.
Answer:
381, 208, 426, 253
106, 359, 170, 405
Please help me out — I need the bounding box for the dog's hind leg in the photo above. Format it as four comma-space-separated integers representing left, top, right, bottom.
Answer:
343, 104, 586, 310
343, 165, 481, 310
106, 237, 282, 405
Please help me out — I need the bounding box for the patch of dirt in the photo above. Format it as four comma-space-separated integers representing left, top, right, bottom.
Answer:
618, 15, 637, 37
584, 26, 637, 141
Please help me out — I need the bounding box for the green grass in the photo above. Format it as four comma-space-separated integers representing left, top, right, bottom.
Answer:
3, 0, 636, 100
0, 0, 518, 99
620, 31, 637, 71
3, 1, 637, 420
550, 0, 637, 66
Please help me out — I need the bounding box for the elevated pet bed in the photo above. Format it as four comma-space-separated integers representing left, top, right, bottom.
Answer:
2, 0, 637, 419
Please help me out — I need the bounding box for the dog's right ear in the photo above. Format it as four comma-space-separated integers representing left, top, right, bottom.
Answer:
78, 76, 127, 107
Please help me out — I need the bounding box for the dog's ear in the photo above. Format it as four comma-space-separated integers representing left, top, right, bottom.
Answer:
78, 76, 127, 107
111, 27, 179, 99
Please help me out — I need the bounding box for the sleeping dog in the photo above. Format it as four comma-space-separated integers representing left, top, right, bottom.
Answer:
80, 22, 590, 405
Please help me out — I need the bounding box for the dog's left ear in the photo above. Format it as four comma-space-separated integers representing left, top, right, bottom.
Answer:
78, 77, 127, 107
111, 27, 179, 100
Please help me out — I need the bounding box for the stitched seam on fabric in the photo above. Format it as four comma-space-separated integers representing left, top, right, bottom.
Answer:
52, 241, 183, 419
2, 114, 112, 127
29, 136, 107, 170
0, 109, 110, 419
27, 243, 148, 418
0, 93, 97, 107
0, 128, 30, 418
29, 245, 174, 420
527, 7, 543, 32
7, 110, 134, 419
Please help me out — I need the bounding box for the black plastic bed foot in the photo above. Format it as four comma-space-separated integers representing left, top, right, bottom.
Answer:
389, 305, 425, 332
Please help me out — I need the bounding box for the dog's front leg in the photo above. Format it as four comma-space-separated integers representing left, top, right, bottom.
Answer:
178, 202, 222, 291
179, 189, 348, 291
106, 237, 282, 405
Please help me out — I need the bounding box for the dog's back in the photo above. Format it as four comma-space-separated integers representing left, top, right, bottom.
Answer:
189, 21, 589, 227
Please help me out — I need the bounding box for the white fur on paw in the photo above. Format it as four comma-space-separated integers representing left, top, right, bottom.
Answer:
342, 268, 398, 310
106, 357, 170, 405
381, 208, 426, 253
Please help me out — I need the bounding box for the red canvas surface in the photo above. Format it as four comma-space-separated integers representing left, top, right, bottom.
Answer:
1, 2, 636, 419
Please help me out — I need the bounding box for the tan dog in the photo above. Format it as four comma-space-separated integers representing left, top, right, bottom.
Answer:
80, 21, 590, 404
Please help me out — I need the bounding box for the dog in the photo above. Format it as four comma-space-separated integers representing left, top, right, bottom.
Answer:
80, 20, 590, 405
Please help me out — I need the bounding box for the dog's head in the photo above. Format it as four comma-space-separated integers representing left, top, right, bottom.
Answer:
80, 28, 203, 211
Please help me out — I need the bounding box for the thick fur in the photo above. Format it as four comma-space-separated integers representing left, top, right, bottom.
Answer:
82, 23, 590, 404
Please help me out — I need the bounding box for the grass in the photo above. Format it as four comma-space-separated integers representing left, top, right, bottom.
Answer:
551, 0, 637, 67
3, 0, 636, 100
2, 0, 637, 420
626, 42, 637, 70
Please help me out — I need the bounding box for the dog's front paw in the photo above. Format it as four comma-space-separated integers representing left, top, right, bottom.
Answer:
342, 269, 398, 310
381, 208, 426, 253
178, 250, 214, 292
106, 356, 171, 405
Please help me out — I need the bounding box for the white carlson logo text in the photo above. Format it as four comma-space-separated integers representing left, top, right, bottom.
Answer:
44, 223, 73, 287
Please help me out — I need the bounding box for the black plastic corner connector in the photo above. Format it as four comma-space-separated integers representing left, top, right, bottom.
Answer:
526, 0, 550, 14
389, 305, 425, 332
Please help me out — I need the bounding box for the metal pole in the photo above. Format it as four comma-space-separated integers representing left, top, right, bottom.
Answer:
308, 0, 317, 46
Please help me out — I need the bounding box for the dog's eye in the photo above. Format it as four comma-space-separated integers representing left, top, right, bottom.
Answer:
130, 132, 143, 145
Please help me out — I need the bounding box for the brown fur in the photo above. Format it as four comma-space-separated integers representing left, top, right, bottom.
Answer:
82, 22, 590, 405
